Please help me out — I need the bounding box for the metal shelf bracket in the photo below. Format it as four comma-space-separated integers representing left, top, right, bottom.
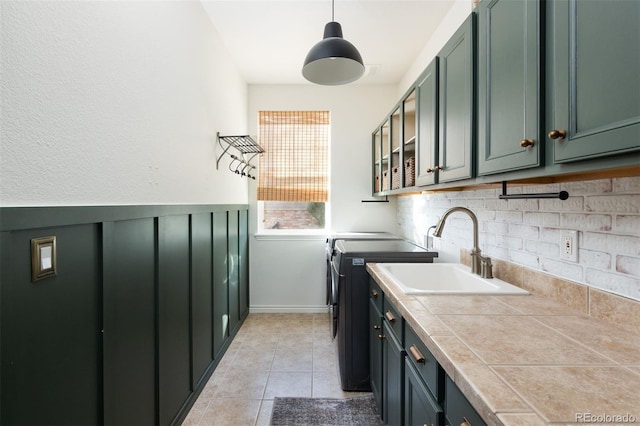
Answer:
216, 132, 265, 179
499, 181, 569, 200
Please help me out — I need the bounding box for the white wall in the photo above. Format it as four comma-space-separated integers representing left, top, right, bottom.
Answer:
247, 85, 399, 312
397, 177, 640, 301
0, 1, 248, 206
398, 0, 473, 97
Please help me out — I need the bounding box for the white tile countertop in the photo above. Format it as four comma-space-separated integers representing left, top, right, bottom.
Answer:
366, 262, 640, 425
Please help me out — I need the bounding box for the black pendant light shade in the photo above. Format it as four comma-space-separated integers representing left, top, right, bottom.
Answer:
302, 17, 365, 85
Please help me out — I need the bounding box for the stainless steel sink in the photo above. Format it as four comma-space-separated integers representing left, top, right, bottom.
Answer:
377, 263, 529, 295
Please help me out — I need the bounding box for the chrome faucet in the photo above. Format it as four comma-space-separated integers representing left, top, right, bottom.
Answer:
433, 206, 493, 278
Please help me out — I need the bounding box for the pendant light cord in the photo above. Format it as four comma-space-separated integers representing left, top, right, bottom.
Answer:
331, 0, 335, 21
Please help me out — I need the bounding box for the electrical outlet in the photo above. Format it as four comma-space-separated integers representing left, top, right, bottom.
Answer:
560, 230, 578, 262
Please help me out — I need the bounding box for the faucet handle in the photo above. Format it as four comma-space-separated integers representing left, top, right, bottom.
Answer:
480, 256, 493, 279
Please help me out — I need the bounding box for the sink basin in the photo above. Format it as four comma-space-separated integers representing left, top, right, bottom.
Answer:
377, 263, 529, 295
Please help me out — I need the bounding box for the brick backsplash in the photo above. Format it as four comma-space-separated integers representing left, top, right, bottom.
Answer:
397, 176, 640, 301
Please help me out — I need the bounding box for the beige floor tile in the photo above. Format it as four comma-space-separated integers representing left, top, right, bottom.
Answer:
255, 399, 274, 426
213, 369, 269, 399
311, 371, 368, 399
313, 346, 338, 372
271, 346, 313, 372
264, 371, 312, 398
226, 348, 275, 372
199, 398, 261, 426
183, 313, 365, 425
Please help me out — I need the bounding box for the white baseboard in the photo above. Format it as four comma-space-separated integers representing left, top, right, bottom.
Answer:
249, 305, 329, 314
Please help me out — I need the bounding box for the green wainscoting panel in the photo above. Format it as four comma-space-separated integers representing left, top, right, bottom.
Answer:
103, 218, 157, 426
212, 211, 229, 360
0, 224, 102, 426
0, 204, 249, 426
158, 214, 192, 425
191, 213, 214, 387
228, 210, 240, 335
239, 209, 249, 320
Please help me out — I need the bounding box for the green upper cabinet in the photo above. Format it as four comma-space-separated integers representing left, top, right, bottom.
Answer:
415, 58, 439, 187
548, 0, 640, 163
438, 13, 476, 183
477, 0, 541, 175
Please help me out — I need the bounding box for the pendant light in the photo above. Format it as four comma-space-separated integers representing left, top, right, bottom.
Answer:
302, 0, 365, 85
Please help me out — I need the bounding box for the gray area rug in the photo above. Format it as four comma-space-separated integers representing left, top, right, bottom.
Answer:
270, 395, 382, 426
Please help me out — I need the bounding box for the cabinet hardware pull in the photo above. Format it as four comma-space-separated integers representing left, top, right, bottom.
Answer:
373, 325, 381, 330
434, 165, 444, 171
426, 168, 434, 173
519, 139, 534, 148
548, 129, 566, 140
409, 345, 426, 363
378, 334, 385, 340
371, 289, 378, 298
385, 311, 396, 323
461, 417, 471, 426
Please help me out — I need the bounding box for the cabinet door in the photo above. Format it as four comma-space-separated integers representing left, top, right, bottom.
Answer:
478, 0, 541, 175
390, 105, 402, 190
549, 0, 640, 162
405, 360, 443, 426
403, 89, 417, 187
372, 127, 383, 194
382, 322, 403, 426
444, 375, 486, 426
415, 58, 439, 186
438, 13, 476, 183
369, 299, 383, 416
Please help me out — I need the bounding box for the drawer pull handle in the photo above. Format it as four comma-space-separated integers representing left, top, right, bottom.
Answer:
519, 138, 534, 148
409, 345, 426, 364
461, 417, 471, 426
385, 311, 396, 323
371, 289, 379, 298
378, 334, 385, 340
373, 325, 381, 330
548, 129, 566, 140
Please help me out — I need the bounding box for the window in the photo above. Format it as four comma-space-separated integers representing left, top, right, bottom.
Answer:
257, 111, 330, 231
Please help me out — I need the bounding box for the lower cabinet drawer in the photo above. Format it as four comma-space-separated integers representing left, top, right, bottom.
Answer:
405, 325, 442, 402
444, 375, 486, 426
405, 359, 443, 426
369, 278, 383, 312
382, 299, 403, 342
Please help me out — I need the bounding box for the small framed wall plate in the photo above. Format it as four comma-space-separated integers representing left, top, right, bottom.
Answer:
31, 236, 57, 282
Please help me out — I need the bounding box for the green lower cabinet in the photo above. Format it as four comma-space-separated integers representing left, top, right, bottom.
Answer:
370, 298, 384, 415
444, 375, 486, 426
405, 360, 443, 426
383, 321, 404, 426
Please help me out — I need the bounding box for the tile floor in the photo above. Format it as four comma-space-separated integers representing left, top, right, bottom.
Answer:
182, 313, 370, 425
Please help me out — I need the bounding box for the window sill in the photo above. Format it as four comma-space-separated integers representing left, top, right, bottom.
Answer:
254, 230, 328, 241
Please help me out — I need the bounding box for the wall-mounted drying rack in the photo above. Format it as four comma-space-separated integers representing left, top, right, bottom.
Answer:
216, 132, 265, 179
499, 181, 569, 200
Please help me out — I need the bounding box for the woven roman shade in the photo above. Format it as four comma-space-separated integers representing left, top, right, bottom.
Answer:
257, 111, 329, 202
